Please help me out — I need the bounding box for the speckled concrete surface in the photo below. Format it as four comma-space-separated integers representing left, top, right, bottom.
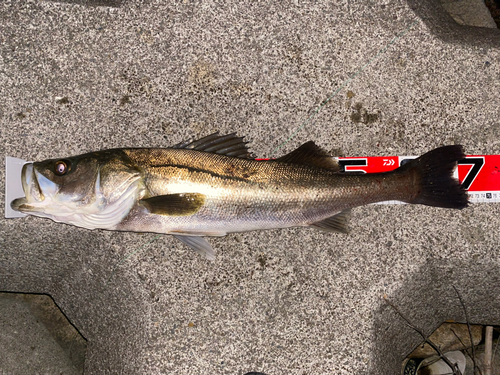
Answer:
1, 0, 500, 374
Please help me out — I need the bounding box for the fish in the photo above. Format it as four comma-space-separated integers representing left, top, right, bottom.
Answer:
11, 132, 468, 260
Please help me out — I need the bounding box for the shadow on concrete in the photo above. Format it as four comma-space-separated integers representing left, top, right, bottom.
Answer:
0, 292, 87, 374
370, 258, 500, 373
407, 0, 500, 47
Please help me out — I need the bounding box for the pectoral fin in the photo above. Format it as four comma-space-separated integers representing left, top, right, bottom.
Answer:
309, 209, 351, 234
173, 235, 215, 260
139, 193, 205, 216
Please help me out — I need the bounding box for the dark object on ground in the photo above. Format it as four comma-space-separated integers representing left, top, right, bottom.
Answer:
485, 0, 500, 28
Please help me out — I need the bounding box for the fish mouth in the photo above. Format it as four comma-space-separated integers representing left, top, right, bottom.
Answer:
10, 163, 44, 213
10, 197, 33, 212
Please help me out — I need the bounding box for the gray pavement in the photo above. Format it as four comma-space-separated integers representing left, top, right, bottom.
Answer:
0, 292, 85, 374
1, 0, 500, 374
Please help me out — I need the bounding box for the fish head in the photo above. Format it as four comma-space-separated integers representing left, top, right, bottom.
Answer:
11, 150, 143, 229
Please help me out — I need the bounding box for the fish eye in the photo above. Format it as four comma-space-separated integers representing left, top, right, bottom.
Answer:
54, 160, 70, 176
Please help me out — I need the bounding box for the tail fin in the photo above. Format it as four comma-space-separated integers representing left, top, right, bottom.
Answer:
399, 145, 468, 209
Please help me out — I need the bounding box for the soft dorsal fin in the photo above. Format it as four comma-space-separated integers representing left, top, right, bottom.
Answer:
173, 132, 254, 158
276, 141, 340, 171
309, 209, 351, 234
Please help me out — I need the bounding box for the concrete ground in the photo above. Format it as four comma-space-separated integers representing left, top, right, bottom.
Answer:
1, 0, 500, 374
0, 292, 86, 374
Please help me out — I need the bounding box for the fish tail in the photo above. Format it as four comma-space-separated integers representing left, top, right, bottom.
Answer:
398, 145, 468, 209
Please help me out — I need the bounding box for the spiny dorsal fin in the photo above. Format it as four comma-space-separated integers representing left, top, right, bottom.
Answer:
139, 193, 205, 216
276, 141, 340, 171
173, 132, 254, 158
309, 209, 351, 234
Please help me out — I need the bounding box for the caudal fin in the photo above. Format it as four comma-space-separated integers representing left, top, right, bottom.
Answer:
399, 145, 468, 209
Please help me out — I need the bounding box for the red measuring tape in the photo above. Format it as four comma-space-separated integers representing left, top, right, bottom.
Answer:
340, 155, 500, 204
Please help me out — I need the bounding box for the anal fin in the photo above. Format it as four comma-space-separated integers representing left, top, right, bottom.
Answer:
173, 235, 215, 260
309, 209, 351, 234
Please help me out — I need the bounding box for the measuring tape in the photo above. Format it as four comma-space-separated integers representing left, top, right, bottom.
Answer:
338, 155, 500, 204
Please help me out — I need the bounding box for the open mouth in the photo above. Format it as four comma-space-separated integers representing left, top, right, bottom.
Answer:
10, 163, 43, 212
10, 197, 30, 212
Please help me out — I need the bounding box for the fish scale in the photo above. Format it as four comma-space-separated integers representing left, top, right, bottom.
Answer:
117, 146, 438, 233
